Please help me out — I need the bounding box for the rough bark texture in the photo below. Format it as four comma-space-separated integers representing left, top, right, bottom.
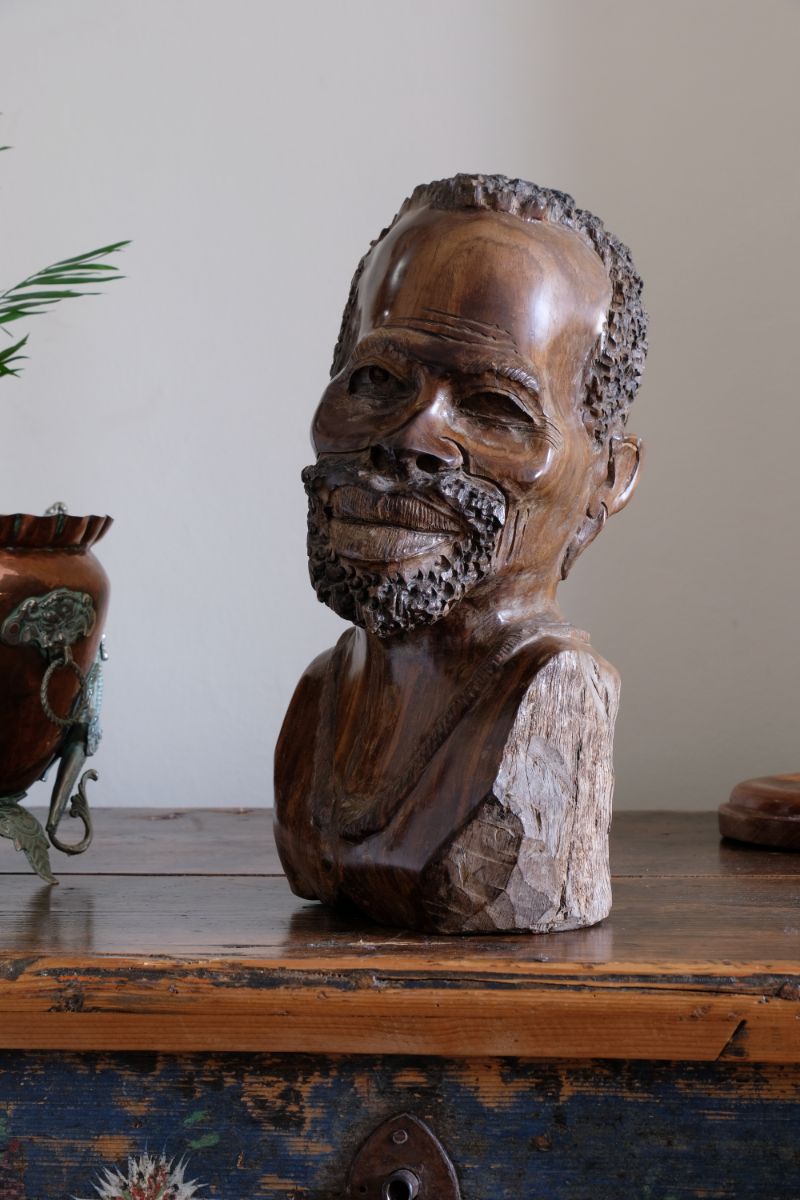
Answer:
425, 648, 619, 933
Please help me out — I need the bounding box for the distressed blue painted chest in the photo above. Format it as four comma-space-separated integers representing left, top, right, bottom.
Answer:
0, 809, 798, 1198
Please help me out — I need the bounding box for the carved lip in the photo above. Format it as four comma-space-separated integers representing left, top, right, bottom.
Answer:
329, 519, 453, 563
329, 486, 463, 534
0, 514, 113, 550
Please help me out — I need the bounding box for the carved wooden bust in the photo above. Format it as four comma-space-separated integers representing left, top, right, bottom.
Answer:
275, 175, 648, 933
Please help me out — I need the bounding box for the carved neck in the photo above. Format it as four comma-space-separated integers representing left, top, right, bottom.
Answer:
353, 573, 567, 677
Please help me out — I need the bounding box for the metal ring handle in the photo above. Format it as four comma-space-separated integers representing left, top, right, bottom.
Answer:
40, 651, 87, 728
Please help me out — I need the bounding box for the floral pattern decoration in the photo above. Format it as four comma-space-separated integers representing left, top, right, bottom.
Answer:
76, 1152, 204, 1200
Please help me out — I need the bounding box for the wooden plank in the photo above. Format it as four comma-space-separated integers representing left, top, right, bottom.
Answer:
1, 1051, 799, 1198
0, 806, 279, 875
0, 873, 798, 965
611, 809, 800, 878
0, 869, 794, 1057
4, 808, 797, 878
0, 812, 796, 1059
0, 978, 797, 1061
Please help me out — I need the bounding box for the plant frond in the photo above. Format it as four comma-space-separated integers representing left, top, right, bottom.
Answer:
0, 241, 129, 377
48, 240, 130, 267
0, 335, 29, 377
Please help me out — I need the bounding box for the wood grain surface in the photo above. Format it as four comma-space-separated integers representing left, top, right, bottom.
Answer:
6, 806, 274, 875
0, 809, 797, 1062
10, 806, 800, 877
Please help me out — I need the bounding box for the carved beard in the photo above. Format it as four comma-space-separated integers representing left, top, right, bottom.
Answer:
302, 458, 506, 637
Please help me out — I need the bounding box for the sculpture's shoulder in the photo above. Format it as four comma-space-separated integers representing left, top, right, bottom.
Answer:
274, 634, 349, 776
273, 636, 348, 900
286, 639, 340, 700
509, 631, 620, 736
491, 628, 620, 760
422, 631, 620, 934
274, 634, 350, 798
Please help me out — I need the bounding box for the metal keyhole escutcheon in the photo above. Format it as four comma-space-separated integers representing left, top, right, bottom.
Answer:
345, 1113, 460, 1200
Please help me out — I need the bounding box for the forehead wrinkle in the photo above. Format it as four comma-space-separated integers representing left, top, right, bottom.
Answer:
417, 306, 519, 349
378, 318, 514, 355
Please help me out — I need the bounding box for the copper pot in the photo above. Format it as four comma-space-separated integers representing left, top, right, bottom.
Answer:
0, 512, 112, 880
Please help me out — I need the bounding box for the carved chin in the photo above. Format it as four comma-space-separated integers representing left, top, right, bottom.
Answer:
302, 464, 506, 637
306, 536, 490, 637
306, 515, 503, 637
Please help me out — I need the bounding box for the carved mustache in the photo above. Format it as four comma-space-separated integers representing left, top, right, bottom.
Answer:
329, 486, 464, 534
303, 458, 507, 539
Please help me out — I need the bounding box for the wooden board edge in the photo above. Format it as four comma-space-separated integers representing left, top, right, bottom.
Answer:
0, 985, 795, 1062
2, 952, 799, 981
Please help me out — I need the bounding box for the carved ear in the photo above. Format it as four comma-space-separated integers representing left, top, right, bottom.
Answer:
604, 434, 643, 517
561, 435, 643, 579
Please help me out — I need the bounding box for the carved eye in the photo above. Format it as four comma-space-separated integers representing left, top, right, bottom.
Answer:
348, 364, 401, 395
459, 390, 535, 427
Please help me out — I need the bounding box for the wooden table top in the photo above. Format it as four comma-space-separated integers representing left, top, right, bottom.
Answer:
0, 808, 797, 1063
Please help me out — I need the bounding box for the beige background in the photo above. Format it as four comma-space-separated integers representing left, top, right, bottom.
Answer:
1, 0, 797, 811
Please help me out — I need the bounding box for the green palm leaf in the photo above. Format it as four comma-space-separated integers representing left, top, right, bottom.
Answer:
0, 335, 28, 378
0, 241, 129, 376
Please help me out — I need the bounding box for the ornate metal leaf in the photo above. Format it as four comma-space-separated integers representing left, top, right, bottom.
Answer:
0, 803, 57, 884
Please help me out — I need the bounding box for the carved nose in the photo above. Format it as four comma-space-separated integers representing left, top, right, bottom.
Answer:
371, 387, 462, 477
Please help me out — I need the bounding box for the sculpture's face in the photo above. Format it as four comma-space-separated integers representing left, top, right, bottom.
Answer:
304, 206, 614, 636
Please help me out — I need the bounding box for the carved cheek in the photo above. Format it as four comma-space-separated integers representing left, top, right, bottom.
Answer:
504, 440, 558, 488
460, 433, 559, 492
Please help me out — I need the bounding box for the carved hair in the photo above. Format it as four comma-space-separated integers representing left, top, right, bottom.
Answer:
331, 174, 648, 443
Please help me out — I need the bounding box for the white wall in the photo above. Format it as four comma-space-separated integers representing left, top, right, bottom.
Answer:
1, 0, 797, 812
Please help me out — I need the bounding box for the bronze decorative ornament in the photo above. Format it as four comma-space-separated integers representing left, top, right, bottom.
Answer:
275, 174, 648, 933
0, 137, 126, 881
0, 512, 111, 881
